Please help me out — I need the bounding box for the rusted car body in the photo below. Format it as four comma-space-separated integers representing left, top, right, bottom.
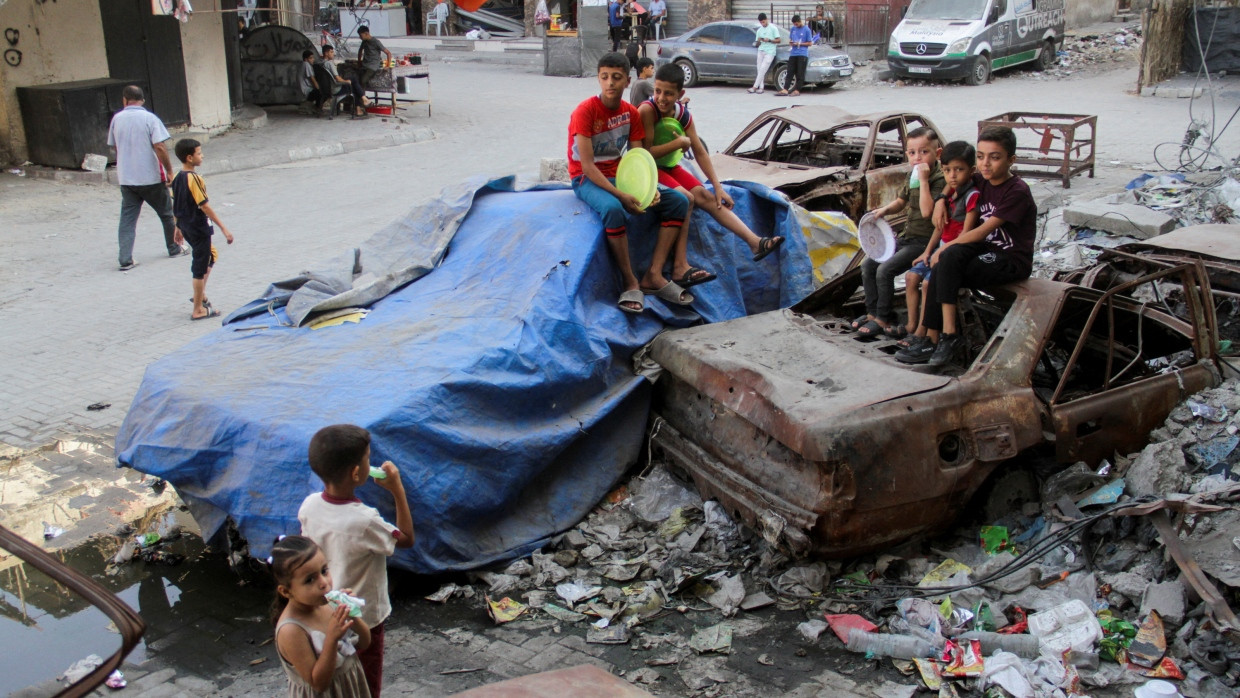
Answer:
0, 525, 145, 696
648, 264, 1221, 557
712, 107, 940, 221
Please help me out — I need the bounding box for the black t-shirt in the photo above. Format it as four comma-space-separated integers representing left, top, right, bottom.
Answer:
171, 170, 211, 235
974, 173, 1035, 272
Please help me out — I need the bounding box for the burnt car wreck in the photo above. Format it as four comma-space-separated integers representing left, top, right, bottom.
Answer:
647, 261, 1222, 558
712, 106, 940, 221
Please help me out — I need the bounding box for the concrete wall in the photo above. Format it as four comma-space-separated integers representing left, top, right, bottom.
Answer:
690, 0, 729, 28
181, 13, 233, 132
0, 0, 111, 164
1067, 0, 1122, 29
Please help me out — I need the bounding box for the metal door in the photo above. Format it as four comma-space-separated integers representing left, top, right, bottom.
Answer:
724, 25, 761, 79
687, 24, 731, 77
99, 0, 191, 125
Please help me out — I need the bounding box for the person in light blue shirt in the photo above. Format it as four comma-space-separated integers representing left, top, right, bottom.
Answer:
648, 0, 666, 40
781, 14, 812, 96
608, 0, 625, 51
748, 13, 780, 94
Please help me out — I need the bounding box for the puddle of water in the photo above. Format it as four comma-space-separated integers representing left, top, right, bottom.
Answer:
0, 510, 270, 695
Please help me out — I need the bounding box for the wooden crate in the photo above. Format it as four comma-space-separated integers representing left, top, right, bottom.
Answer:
977, 113, 1097, 188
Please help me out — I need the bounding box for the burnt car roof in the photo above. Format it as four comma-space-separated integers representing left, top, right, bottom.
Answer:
741, 106, 925, 134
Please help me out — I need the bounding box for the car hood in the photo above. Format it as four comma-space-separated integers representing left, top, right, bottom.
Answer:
893, 19, 979, 43
650, 309, 952, 460
712, 153, 852, 189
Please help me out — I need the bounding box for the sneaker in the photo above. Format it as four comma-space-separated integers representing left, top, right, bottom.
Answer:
895, 340, 935, 364
118, 261, 139, 271
169, 244, 190, 258
928, 333, 964, 367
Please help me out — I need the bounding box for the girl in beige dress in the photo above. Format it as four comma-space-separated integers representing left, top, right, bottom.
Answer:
271, 536, 373, 698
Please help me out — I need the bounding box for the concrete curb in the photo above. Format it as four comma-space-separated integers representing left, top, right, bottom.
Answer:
22, 125, 436, 184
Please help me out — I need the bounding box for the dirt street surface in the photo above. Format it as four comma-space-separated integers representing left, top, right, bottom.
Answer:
2, 32, 1239, 698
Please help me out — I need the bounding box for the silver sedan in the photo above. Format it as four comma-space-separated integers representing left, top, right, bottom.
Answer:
654, 19, 853, 91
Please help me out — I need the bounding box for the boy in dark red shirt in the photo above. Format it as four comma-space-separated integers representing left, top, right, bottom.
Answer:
897, 126, 1035, 367
569, 53, 691, 314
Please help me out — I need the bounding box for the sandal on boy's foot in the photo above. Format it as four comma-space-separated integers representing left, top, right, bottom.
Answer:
883, 324, 909, 340
856, 320, 884, 338
641, 281, 694, 306
617, 289, 644, 315
190, 308, 221, 321
849, 314, 870, 331
752, 235, 784, 261
675, 267, 717, 288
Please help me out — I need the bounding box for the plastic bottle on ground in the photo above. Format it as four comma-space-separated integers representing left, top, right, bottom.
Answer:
846, 629, 936, 659
958, 631, 1040, 658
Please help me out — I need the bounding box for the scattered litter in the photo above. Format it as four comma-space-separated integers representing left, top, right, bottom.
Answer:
7, 168, 24, 176
485, 596, 528, 624
86, 402, 111, 411
586, 623, 631, 644
543, 603, 586, 623
796, 619, 829, 642
1127, 611, 1167, 668
62, 655, 104, 683
425, 583, 459, 603
824, 613, 877, 643
249, 657, 267, 666
555, 582, 601, 605
688, 623, 733, 654
105, 670, 126, 689
43, 522, 66, 539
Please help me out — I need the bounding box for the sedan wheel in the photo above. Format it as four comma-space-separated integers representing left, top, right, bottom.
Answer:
774, 64, 789, 92
676, 59, 698, 88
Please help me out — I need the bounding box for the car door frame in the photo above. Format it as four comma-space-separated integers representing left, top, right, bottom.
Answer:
1041, 262, 1220, 464
723, 24, 761, 83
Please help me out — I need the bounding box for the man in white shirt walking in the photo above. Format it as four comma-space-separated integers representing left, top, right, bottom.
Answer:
107, 85, 186, 271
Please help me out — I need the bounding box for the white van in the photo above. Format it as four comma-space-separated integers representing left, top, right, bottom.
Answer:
887, 0, 1064, 85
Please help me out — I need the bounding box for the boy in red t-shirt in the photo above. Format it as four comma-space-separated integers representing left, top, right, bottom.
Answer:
568, 53, 692, 314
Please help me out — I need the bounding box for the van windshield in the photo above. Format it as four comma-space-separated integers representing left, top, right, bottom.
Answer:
904, 0, 987, 20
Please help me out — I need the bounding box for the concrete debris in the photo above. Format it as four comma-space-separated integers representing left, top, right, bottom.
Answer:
1062, 200, 1177, 239
1141, 581, 1187, 627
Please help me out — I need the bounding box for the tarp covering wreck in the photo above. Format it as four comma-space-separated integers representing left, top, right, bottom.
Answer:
115, 175, 827, 573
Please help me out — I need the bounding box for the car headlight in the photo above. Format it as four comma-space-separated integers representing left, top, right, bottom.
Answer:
947, 37, 970, 54
809, 58, 833, 67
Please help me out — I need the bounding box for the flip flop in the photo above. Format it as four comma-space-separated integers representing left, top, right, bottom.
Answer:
641, 281, 694, 306
883, 324, 909, 340
753, 235, 784, 261
675, 267, 717, 288
191, 308, 221, 321
856, 319, 884, 337
618, 289, 644, 314
850, 314, 870, 331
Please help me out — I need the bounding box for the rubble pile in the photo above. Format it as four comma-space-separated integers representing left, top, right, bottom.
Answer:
422, 382, 1238, 696
1033, 26, 1143, 79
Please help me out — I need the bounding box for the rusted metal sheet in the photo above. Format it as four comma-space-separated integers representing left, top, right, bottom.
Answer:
649, 267, 1222, 557
0, 525, 145, 697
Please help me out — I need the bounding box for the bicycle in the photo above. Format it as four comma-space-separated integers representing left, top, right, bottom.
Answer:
315, 3, 353, 57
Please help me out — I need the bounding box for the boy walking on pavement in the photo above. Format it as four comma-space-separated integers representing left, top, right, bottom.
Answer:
107, 85, 188, 271
781, 14, 812, 96
569, 53, 692, 314
896, 126, 1036, 367
299, 424, 415, 698
170, 139, 234, 321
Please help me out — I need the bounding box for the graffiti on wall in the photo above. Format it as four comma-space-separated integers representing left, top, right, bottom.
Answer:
239, 25, 314, 105
4, 27, 20, 67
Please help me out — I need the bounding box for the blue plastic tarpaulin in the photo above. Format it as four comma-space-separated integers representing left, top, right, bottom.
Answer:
116, 175, 815, 572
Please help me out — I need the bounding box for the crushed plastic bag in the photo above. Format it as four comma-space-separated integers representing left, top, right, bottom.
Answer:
625, 466, 702, 523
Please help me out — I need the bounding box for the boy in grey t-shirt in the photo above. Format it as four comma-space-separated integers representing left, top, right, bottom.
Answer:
357, 26, 393, 89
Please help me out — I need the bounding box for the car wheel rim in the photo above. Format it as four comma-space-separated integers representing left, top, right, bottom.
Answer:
681, 63, 692, 83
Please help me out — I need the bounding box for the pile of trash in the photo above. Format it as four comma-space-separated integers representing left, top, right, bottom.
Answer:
415, 379, 1238, 696
1128, 174, 1240, 228
106, 513, 187, 572
1032, 26, 1143, 79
